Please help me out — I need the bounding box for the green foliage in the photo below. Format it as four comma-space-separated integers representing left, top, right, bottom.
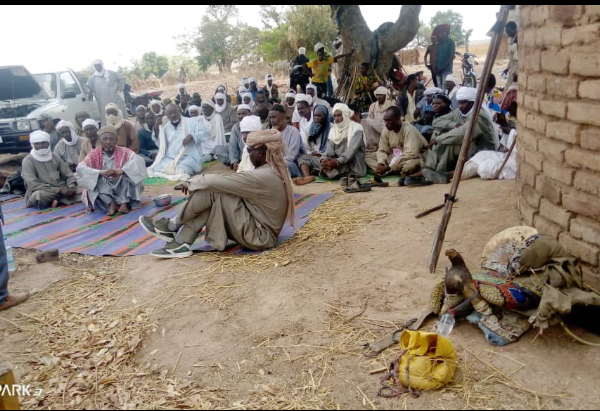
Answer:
140, 52, 170, 79
258, 5, 338, 63
410, 20, 433, 48
430, 10, 470, 46
179, 5, 261, 73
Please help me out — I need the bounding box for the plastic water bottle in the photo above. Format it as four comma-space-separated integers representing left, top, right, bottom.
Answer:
4, 236, 16, 272
437, 313, 456, 338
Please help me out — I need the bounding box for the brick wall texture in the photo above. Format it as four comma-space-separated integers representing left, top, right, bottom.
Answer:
518, 5, 600, 282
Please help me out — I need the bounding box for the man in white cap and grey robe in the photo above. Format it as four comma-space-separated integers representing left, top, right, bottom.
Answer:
87, 59, 128, 126
214, 104, 252, 170
22, 130, 80, 209
423, 87, 495, 183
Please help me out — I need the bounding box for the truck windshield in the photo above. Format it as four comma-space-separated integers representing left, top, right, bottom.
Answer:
33, 73, 57, 99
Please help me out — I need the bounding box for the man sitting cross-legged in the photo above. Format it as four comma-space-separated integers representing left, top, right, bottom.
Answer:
139, 129, 295, 259
22, 130, 80, 209
373, 106, 430, 186
77, 126, 147, 216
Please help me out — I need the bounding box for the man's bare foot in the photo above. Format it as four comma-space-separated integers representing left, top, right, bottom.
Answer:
51, 199, 59, 208
0, 292, 30, 312
107, 202, 118, 216
293, 176, 316, 186
118, 203, 130, 214
86, 206, 93, 213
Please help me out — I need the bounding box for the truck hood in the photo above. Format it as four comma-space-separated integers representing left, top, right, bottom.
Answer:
0, 66, 50, 119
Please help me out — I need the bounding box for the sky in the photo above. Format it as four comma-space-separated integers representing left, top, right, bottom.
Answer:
0, 5, 500, 74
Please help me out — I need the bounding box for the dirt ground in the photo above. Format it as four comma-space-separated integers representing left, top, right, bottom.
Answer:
1, 162, 600, 409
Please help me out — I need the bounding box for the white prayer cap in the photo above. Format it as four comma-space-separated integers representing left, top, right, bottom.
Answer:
242, 92, 253, 101
248, 77, 257, 83
136, 105, 146, 111
30, 130, 50, 144
306, 83, 317, 93
265, 74, 273, 81
456, 87, 478, 102
374, 86, 388, 96
189, 105, 199, 112
424, 87, 443, 96
202, 100, 215, 108
238, 86, 247, 94
298, 47, 306, 55
177, 83, 186, 90
295, 93, 313, 106
285, 92, 296, 100
314, 42, 325, 52
214, 92, 226, 101
56, 120, 75, 131
92, 59, 103, 66
240, 115, 262, 132
82, 118, 98, 129
445, 74, 460, 86
237, 104, 251, 112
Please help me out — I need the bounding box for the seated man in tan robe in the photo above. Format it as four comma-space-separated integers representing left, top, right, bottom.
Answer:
374, 106, 430, 186
363, 86, 394, 170
54, 120, 84, 172
139, 129, 295, 259
22, 130, 80, 209
106, 103, 139, 153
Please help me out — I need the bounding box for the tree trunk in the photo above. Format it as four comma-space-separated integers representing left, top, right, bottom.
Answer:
331, 5, 421, 102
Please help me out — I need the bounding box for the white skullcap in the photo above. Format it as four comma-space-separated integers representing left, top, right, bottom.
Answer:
238, 86, 247, 93
295, 93, 313, 106
240, 115, 262, 132
30, 130, 50, 144
202, 100, 215, 108
248, 77, 257, 83
298, 47, 306, 55
177, 83, 186, 90
374, 86, 388, 96
189, 105, 199, 112
214, 92, 226, 100
265, 74, 273, 80
237, 104, 252, 112
92, 59, 103, 66
445, 74, 460, 86
456, 87, 478, 102
314, 42, 325, 52
424, 87, 443, 96
285, 92, 296, 100
306, 84, 317, 93
82, 118, 98, 129
242, 92, 253, 101
136, 105, 146, 111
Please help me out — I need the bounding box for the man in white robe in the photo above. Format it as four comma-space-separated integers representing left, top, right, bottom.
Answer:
54, 120, 83, 171
201, 100, 226, 162
147, 104, 211, 181
77, 126, 146, 215
87, 59, 128, 126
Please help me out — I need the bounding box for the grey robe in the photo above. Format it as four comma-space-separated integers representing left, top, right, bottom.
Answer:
320, 130, 367, 179
214, 122, 244, 167
76, 151, 146, 212
87, 71, 128, 126
426, 108, 495, 173
218, 105, 238, 133
22, 154, 80, 208
177, 164, 288, 251
54, 138, 83, 166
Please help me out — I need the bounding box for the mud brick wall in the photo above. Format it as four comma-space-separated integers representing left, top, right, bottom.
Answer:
517, 5, 600, 282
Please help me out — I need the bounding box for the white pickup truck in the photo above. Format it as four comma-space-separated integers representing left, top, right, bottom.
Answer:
0, 65, 100, 154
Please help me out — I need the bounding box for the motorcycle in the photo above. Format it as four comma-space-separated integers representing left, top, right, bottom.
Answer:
124, 84, 164, 116
461, 52, 478, 88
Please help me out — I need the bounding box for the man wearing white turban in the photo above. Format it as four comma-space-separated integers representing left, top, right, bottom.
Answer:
214, 104, 253, 170
362, 86, 395, 170
87, 59, 128, 126
201, 100, 227, 162
54, 120, 84, 171
213, 92, 237, 133
248, 77, 259, 101
423, 87, 495, 184
444, 74, 461, 109
284, 90, 296, 125
319, 103, 366, 180
105, 103, 139, 154
139, 129, 294, 259
22, 130, 80, 209
236, 114, 263, 173
306, 83, 331, 111
79, 118, 101, 163
292, 47, 311, 93
174, 83, 191, 109
263, 74, 279, 103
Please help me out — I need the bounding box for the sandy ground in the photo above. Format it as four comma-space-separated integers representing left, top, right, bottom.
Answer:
1, 163, 600, 409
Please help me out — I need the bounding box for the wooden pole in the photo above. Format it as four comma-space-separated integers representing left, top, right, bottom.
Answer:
416, 203, 445, 219
427, 5, 511, 273
0, 364, 20, 410
492, 132, 518, 180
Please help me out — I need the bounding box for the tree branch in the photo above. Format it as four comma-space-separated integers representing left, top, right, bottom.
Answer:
381, 5, 422, 54
331, 5, 372, 49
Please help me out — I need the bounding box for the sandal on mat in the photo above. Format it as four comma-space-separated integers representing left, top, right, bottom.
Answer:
344, 181, 372, 193
370, 176, 389, 187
